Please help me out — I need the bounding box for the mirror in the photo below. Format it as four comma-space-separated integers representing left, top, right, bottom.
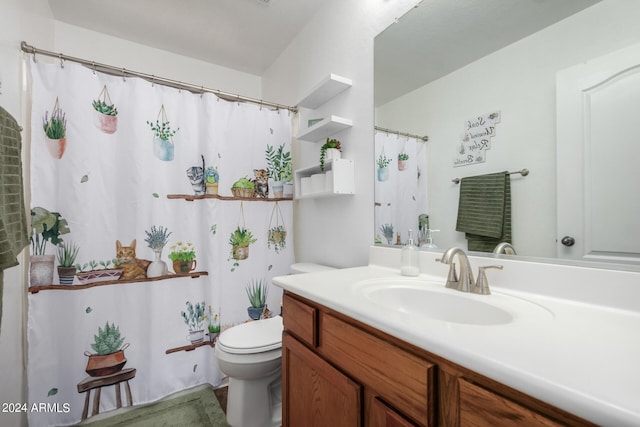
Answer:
374, 0, 640, 268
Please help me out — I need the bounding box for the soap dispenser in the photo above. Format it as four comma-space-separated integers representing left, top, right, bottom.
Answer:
401, 229, 420, 276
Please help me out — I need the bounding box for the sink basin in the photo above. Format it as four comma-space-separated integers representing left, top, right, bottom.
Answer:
355, 278, 552, 326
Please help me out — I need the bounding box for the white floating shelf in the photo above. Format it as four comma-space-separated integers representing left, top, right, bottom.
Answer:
297, 115, 353, 142
297, 74, 353, 109
294, 159, 355, 199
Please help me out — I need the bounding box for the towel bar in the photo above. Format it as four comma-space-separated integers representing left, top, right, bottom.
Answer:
452, 168, 529, 184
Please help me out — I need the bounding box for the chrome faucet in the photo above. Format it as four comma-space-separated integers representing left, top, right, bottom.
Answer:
437, 247, 503, 295
493, 242, 517, 255
438, 247, 475, 292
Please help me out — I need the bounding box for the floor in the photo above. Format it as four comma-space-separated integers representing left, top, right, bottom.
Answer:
214, 386, 228, 414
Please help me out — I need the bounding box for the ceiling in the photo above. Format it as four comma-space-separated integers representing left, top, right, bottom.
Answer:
48, 0, 325, 76
374, 0, 601, 106
48, 0, 600, 105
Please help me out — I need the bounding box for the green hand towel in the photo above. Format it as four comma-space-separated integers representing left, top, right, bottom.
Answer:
0, 106, 29, 332
455, 171, 511, 252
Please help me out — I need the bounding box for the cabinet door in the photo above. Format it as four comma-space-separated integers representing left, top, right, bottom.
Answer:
459, 379, 563, 426
371, 397, 419, 427
282, 333, 362, 427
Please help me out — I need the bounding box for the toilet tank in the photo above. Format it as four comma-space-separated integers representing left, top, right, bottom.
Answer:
290, 262, 335, 274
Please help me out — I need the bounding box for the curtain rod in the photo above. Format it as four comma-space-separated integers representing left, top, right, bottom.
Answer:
20, 41, 298, 114
375, 125, 429, 142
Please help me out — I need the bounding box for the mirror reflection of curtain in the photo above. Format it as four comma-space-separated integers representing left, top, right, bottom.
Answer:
27, 60, 293, 426
374, 130, 428, 246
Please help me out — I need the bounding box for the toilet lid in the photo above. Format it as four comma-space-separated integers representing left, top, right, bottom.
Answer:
217, 315, 283, 354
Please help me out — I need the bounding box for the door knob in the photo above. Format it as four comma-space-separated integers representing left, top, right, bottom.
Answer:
561, 236, 575, 247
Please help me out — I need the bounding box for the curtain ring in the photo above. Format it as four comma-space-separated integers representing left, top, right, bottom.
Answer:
236, 94, 241, 106
32, 46, 37, 63
259, 100, 263, 111
200, 86, 204, 98
122, 68, 126, 82
58, 53, 64, 68
151, 75, 155, 87
91, 61, 96, 75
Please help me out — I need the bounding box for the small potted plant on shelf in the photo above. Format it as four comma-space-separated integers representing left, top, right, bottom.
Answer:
320, 138, 341, 172
265, 144, 292, 197
168, 242, 196, 274
181, 301, 206, 344
204, 166, 220, 195
92, 85, 118, 134
398, 152, 409, 171
56, 240, 79, 285
207, 305, 220, 343
245, 278, 268, 320
231, 176, 255, 198
377, 154, 392, 182
30, 207, 70, 287
144, 225, 172, 278
84, 321, 129, 377
42, 97, 67, 159
229, 227, 257, 260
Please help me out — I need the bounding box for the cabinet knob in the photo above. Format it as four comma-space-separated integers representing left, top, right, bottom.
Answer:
561, 236, 575, 247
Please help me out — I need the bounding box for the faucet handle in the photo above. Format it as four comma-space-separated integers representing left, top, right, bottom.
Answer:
436, 258, 460, 290
473, 265, 503, 295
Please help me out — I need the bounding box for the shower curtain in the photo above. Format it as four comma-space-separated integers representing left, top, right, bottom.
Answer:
26, 60, 293, 426
374, 130, 428, 246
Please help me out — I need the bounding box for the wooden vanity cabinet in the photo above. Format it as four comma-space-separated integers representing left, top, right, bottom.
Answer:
281, 292, 595, 427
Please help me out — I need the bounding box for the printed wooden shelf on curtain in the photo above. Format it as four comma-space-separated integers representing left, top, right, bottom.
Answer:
92, 85, 118, 134
27, 271, 208, 294
166, 193, 293, 202
147, 104, 179, 161
165, 340, 216, 355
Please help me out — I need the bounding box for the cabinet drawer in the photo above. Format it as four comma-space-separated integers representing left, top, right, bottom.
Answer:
320, 313, 435, 427
282, 293, 317, 347
459, 379, 563, 426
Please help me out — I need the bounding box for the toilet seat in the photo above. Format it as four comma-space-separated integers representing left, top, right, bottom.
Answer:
217, 315, 283, 355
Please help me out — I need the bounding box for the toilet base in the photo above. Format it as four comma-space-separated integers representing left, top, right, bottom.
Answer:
226, 368, 282, 427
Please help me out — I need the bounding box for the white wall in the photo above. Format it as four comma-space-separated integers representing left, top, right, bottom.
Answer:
262, 0, 416, 268
1, 2, 263, 425
376, 0, 640, 258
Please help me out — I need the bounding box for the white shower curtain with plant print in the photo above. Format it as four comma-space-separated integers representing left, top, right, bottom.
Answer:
27, 60, 293, 427
374, 130, 428, 246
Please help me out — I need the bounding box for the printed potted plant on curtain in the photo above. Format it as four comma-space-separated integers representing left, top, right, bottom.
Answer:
168, 242, 196, 274
398, 151, 409, 171
84, 322, 129, 377
207, 306, 220, 343
204, 166, 220, 195
42, 97, 67, 159
75, 259, 123, 284
267, 202, 287, 253
265, 144, 292, 198
92, 85, 118, 134
380, 223, 394, 245
181, 301, 206, 344
245, 278, 268, 320
147, 104, 179, 161
144, 225, 171, 278
30, 207, 70, 286
56, 240, 79, 284
377, 153, 392, 182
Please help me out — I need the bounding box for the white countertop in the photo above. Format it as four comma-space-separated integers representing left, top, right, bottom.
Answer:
273, 247, 640, 426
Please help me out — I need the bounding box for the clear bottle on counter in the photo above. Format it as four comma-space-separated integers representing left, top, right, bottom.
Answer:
401, 229, 420, 276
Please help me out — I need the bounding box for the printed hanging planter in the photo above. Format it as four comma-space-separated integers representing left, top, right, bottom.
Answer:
267, 202, 287, 254
147, 104, 179, 162
229, 202, 257, 260
42, 97, 67, 159
92, 85, 118, 134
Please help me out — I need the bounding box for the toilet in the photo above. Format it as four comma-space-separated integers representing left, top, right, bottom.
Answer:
215, 263, 334, 427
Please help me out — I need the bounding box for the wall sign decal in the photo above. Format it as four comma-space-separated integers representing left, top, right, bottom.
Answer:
454, 111, 501, 167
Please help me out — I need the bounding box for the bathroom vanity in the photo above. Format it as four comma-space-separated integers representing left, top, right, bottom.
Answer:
273, 246, 640, 426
